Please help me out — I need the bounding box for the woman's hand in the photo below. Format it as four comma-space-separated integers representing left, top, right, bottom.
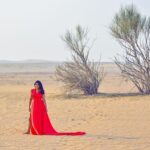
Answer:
29, 106, 31, 112
42, 94, 48, 112
29, 95, 32, 112
45, 106, 48, 112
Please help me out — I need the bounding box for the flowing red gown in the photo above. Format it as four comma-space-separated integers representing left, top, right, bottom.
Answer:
28, 89, 86, 136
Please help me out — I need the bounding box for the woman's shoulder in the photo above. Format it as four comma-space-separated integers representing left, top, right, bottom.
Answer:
30, 88, 35, 93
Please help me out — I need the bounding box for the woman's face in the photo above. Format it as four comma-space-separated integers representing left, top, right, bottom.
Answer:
34, 83, 39, 90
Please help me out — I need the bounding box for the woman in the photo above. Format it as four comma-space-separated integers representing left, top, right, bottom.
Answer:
25, 80, 86, 136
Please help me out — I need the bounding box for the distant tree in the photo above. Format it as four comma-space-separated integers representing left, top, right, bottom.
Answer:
55, 25, 104, 95
110, 4, 150, 94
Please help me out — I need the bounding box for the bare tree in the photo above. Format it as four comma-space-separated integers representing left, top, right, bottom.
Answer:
110, 4, 150, 94
55, 25, 104, 95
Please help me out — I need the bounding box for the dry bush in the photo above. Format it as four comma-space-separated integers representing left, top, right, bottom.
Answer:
110, 5, 150, 94
55, 25, 104, 95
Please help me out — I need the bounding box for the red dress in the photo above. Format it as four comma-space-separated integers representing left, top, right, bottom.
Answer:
29, 88, 86, 136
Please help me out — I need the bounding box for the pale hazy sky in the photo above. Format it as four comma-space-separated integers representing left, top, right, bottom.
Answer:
0, 0, 149, 62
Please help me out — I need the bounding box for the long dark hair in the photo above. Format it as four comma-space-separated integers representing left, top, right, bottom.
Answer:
34, 80, 45, 95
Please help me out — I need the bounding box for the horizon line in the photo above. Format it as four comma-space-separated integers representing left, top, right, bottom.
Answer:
0, 59, 114, 63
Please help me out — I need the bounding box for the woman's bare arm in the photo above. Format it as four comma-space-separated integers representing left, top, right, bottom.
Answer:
29, 95, 32, 112
42, 94, 48, 112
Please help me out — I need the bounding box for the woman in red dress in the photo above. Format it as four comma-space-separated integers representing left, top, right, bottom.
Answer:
25, 80, 86, 136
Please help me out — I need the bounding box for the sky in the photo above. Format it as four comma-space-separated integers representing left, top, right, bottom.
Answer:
0, 0, 149, 62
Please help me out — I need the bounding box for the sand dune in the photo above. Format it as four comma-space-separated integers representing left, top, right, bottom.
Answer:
0, 63, 150, 150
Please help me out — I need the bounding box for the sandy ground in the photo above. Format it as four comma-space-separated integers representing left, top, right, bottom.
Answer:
0, 63, 150, 150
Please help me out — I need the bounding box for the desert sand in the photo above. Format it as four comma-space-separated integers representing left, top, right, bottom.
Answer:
0, 62, 150, 150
